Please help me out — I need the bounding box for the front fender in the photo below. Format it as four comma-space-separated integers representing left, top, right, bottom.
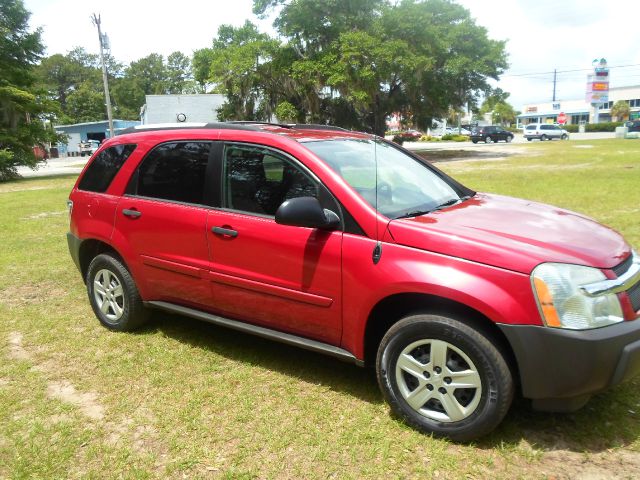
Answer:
340, 235, 540, 359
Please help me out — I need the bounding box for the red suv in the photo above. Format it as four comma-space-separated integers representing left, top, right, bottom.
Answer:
67, 123, 640, 441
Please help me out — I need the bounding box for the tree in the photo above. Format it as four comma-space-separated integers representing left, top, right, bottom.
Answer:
611, 100, 630, 122
480, 88, 516, 126
251, 0, 507, 134
0, 0, 61, 180
193, 21, 279, 121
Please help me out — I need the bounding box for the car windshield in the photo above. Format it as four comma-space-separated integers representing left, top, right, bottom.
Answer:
303, 138, 464, 219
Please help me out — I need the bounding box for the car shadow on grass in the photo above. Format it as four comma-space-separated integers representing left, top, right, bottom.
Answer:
142, 310, 384, 406
478, 382, 640, 452
140, 310, 640, 452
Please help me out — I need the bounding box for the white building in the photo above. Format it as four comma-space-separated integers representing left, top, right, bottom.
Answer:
517, 85, 640, 127
140, 94, 226, 125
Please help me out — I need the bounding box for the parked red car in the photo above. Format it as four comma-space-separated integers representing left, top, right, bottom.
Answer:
67, 123, 640, 440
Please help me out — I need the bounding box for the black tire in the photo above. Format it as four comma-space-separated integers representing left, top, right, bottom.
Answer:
561, 134, 568, 140
376, 314, 513, 441
527, 138, 532, 141
506, 135, 513, 143
86, 253, 149, 331
471, 140, 478, 144
484, 136, 493, 144
540, 134, 548, 141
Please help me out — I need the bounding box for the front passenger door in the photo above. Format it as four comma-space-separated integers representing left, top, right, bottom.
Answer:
206, 143, 343, 345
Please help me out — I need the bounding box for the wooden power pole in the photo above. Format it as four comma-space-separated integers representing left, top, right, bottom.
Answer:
91, 13, 114, 138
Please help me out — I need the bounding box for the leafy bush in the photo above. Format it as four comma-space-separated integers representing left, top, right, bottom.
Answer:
419, 135, 440, 142
558, 122, 623, 133
441, 134, 469, 142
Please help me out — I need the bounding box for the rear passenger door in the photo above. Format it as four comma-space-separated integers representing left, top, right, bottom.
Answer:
205, 143, 343, 345
114, 141, 217, 308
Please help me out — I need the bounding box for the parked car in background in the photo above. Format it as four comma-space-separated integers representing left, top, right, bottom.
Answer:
625, 120, 640, 132
78, 140, 101, 156
470, 125, 514, 143
67, 122, 640, 441
523, 124, 569, 141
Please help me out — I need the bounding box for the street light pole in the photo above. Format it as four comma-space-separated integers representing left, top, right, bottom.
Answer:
91, 13, 114, 138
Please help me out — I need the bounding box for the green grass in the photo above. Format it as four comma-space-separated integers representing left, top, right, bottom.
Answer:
1, 140, 639, 478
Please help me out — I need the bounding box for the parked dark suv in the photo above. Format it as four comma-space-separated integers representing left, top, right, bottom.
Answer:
67, 122, 640, 441
469, 125, 514, 143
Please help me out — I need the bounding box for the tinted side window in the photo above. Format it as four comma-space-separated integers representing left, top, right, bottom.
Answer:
525, 125, 536, 130
136, 142, 211, 204
78, 144, 136, 192
541, 125, 551, 130
223, 144, 318, 216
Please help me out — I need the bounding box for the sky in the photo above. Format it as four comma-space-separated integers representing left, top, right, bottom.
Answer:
23, 0, 640, 110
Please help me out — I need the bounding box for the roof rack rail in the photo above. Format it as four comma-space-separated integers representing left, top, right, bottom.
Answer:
116, 121, 350, 136
225, 120, 293, 128
116, 122, 258, 136
290, 124, 348, 132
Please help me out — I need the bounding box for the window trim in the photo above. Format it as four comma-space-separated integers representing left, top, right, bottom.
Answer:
78, 143, 137, 193
124, 140, 216, 207
218, 141, 350, 232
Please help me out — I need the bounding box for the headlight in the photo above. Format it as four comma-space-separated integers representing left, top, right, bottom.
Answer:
532, 263, 623, 329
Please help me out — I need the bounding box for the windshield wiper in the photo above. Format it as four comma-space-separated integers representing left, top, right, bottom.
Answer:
395, 195, 473, 219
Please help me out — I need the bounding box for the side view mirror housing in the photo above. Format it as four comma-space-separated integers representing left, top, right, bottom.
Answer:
275, 196, 340, 230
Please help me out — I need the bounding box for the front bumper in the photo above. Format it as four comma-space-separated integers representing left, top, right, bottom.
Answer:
499, 320, 640, 411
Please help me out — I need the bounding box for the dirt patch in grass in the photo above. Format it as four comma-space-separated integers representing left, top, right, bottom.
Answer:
21, 210, 66, 220
7, 332, 31, 361
0, 281, 69, 308
47, 381, 105, 421
535, 448, 640, 479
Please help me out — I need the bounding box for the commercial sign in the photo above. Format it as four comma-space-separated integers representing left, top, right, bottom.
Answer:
586, 58, 609, 105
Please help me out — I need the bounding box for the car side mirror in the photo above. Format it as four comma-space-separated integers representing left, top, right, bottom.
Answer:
275, 196, 340, 230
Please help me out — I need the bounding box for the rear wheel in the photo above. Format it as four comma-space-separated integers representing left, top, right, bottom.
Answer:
541, 134, 548, 141
527, 138, 532, 141
376, 314, 513, 441
472, 140, 478, 144
506, 135, 513, 143
86, 253, 149, 331
484, 136, 493, 144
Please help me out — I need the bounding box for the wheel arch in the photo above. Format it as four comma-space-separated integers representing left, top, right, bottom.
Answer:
363, 293, 519, 384
78, 238, 127, 283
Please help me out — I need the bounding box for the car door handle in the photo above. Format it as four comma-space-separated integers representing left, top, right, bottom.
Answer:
122, 209, 142, 218
212, 226, 238, 237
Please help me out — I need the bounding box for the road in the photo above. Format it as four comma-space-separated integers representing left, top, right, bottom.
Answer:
14, 132, 617, 178
402, 131, 615, 151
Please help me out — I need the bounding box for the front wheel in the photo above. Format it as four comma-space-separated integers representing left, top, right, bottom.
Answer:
540, 134, 548, 141
86, 253, 149, 331
506, 135, 513, 143
561, 134, 568, 140
484, 136, 493, 144
376, 314, 513, 441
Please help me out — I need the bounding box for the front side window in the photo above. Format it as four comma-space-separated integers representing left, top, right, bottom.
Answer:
78, 144, 136, 192
135, 142, 211, 204
223, 144, 319, 216
304, 139, 463, 219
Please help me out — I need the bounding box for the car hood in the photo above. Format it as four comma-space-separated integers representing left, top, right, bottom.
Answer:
387, 193, 630, 274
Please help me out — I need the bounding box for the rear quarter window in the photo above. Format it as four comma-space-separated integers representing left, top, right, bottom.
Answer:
78, 144, 137, 193
525, 125, 536, 130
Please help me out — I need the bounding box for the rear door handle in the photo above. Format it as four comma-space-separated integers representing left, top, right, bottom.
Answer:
212, 226, 238, 237
122, 209, 142, 218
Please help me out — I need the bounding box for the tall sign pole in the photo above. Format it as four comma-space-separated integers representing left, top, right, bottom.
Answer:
586, 58, 609, 125
91, 13, 114, 138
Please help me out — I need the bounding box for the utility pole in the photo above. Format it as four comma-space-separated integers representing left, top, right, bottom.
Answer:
91, 13, 114, 138
552, 69, 557, 102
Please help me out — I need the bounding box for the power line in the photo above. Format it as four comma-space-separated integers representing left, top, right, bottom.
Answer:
503, 63, 640, 78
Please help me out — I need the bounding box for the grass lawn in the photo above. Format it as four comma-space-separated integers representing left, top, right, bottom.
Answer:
1, 139, 639, 478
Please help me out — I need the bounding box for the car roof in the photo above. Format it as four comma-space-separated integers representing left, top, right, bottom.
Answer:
115, 122, 371, 143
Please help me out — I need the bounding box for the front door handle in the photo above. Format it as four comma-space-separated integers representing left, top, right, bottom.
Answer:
212, 226, 238, 237
122, 208, 141, 218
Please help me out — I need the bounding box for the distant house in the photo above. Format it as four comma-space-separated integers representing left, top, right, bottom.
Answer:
54, 119, 140, 155
140, 94, 226, 125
